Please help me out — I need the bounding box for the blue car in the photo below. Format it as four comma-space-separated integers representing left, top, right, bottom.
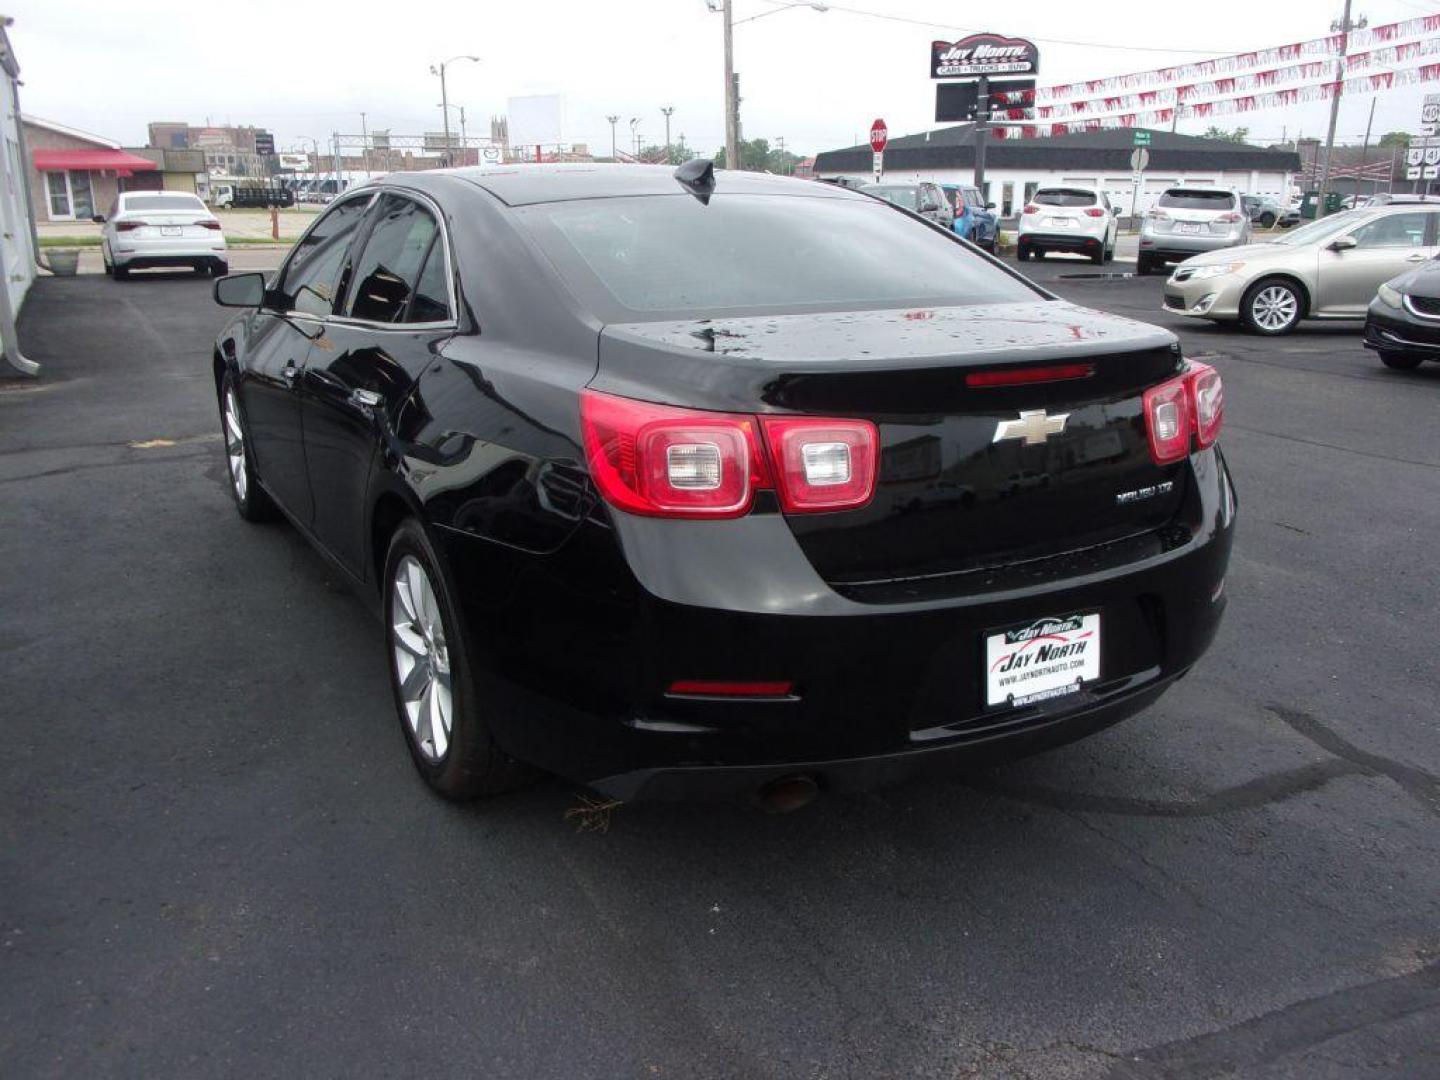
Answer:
942, 183, 998, 252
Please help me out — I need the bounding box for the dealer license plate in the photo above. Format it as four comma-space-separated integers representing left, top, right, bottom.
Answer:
1178, 222, 1203, 235
161, 226, 182, 236
985, 612, 1101, 708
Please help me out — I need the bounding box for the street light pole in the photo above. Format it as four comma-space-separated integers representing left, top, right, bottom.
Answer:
723, 0, 738, 169
606, 115, 619, 161
661, 105, 675, 159
360, 111, 369, 175
430, 55, 479, 166
630, 117, 640, 158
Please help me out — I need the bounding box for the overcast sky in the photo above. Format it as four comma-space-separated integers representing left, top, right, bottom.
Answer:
11, 0, 1436, 157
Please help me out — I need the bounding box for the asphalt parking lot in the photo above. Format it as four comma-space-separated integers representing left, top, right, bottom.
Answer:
3, 263, 1438, 1079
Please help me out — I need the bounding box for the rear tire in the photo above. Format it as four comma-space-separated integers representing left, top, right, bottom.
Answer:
213, 260, 229, 277
1090, 243, 1106, 266
383, 518, 528, 801
1017, 244, 1031, 263
1135, 254, 1155, 276
1241, 278, 1303, 335
1379, 350, 1424, 370
1259, 212, 1276, 228
112, 263, 129, 281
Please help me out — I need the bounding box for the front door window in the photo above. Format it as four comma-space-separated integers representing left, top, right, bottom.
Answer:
46, 172, 70, 218
68, 171, 95, 219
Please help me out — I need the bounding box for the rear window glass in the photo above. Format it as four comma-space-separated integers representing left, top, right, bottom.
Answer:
123, 194, 206, 212
1159, 190, 1237, 210
863, 186, 919, 210
517, 193, 1039, 321
1034, 189, 1096, 207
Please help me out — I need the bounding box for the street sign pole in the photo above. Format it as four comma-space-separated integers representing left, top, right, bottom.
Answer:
973, 75, 989, 192
1128, 144, 1150, 229
869, 118, 888, 184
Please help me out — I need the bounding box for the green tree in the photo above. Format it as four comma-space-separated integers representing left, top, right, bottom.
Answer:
711, 137, 803, 173
1378, 131, 1411, 148
1201, 126, 1251, 144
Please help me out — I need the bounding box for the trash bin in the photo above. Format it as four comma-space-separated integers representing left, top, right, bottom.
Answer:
45, 249, 81, 276
1300, 191, 1345, 219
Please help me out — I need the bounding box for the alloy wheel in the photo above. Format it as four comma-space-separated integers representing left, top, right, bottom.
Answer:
391, 555, 453, 762
1251, 285, 1298, 332
223, 387, 247, 502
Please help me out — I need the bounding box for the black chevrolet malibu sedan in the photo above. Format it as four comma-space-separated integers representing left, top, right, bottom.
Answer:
211, 163, 1235, 807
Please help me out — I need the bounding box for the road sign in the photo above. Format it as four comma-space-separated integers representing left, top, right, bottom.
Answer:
872, 150, 884, 181
1133, 130, 1152, 147
1130, 147, 1150, 172
1422, 93, 1440, 137
1426, 165, 1440, 179
1425, 147, 1440, 166
1407, 147, 1425, 165
1407, 166, 1423, 180
869, 119, 888, 153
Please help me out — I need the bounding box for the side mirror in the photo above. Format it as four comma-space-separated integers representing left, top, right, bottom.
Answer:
213, 272, 266, 308
921, 201, 939, 213
985, 202, 996, 210
91, 214, 105, 224
1329, 235, 1358, 252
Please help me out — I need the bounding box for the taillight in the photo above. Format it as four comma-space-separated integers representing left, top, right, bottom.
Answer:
759, 417, 878, 513
1187, 361, 1224, 448
1083, 207, 1105, 217
1215, 212, 1243, 224
1142, 362, 1224, 465
580, 390, 768, 518
580, 390, 879, 519
115, 220, 147, 232
1022, 203, 1040, 215
1148, 210, 1170, 221
196, 219, 222, 230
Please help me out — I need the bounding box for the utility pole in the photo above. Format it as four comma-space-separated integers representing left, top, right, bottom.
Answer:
360, 111, 369, 175
661, 105, 675, 159
723, 0, 738, 168
1358, 96, 1376, 200
430, 55, 480, 167
974, 75, 989, 191
459, 106, 468, 163
630, 117, 640, 158
775, 134, 787, 173
606, 115, 619, 161
331, 131, 341, 190
1318, 0, 1365, 216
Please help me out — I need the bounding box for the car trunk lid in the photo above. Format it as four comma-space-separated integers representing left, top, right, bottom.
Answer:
592, 301, 1187, 589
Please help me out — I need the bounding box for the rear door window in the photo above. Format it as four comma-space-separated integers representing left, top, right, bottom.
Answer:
405, 239, 452, 324
1349, 212, 1429, 249
1158, 190, 1237, 211
1034, 189, 1096, 207
345, 194, 440, 323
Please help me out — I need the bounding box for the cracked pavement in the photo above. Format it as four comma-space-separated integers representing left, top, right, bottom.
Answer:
1, 268, 1438, 1078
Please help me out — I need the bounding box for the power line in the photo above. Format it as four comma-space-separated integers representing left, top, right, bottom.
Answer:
751, 0, 1252, 55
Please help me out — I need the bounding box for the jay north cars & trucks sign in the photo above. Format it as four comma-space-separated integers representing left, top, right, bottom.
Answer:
931, 33, 1040, 79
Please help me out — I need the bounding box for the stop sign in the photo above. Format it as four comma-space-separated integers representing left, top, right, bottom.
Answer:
869, 119, 888, 153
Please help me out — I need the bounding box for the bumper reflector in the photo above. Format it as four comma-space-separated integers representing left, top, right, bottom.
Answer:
667, 680, 795, 698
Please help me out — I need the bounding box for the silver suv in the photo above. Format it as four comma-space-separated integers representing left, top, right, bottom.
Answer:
861, 182, 955, 230
1138, 188, 1251, 275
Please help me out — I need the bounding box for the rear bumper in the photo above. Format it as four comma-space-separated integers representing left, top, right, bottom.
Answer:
1140, 233, 1245, 259
113, 237, 226, 267
448, 448, 1237, 801
1018, 230, 1105, 251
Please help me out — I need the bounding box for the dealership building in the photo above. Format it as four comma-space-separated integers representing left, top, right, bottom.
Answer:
813, 125, 1301, 218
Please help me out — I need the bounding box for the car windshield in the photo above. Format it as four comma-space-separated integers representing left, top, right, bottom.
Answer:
123, 194, 206, 212
862, 186, 920, 210
517, 193, 1040, 321
1034, 189, 1096, 207
1266, 210, 1367, 245
1159, 190, 1236, 210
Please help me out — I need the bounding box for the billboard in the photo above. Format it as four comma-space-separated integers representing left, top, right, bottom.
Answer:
931, 33, 1040, 79
508, 94, 565, 147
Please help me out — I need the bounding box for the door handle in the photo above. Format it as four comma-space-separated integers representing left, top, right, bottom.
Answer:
1405, 254, 1427, 262
281, 362, 300, 384
349, 388, 383, 410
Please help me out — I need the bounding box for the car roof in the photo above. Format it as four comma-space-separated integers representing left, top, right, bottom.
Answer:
422, 162, 865, 207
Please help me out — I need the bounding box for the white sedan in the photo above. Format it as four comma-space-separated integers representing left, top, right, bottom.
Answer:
96, 191, 227, 279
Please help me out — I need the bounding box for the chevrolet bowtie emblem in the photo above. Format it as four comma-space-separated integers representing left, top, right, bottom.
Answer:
992, 409, 1069, 446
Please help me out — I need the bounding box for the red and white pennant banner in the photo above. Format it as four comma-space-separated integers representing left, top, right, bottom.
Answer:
994, 62, 1440, 138
1036, 12, 1440, 105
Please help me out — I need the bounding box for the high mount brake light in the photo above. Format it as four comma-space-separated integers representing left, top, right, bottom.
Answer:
965, 363, 1094, 388
1142, 362, 1224, 465
580, 390, 879, 519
